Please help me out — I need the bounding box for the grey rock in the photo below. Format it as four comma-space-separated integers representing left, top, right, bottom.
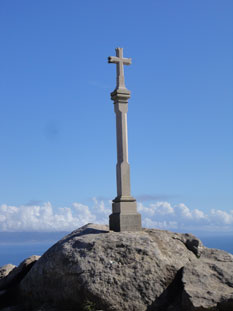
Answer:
0, 255, 40, 291
18, 224, 233, 311
19, 224, 192, 310
0, 307, 24, 311
181, 248, 233, 310
173, 232, 204, 257
0, 256, 40, 311
30, 304, 60, 311
0, 264, 16, 280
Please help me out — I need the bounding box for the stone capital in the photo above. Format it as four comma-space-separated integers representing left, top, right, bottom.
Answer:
111, 88, 131, 102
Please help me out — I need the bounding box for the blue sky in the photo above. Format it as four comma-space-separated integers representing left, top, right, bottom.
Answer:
0, 0, 232, 233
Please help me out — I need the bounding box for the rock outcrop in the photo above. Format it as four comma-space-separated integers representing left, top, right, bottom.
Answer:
0, 256, 40, 310
181, 248, 233, 310
1, 224, 233, 311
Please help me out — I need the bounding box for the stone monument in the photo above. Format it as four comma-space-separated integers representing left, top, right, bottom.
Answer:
108, 47, 142, 232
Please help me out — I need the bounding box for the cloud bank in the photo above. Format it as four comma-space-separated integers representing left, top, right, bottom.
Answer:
138, 202, 233, 233
0, 199, 232, 233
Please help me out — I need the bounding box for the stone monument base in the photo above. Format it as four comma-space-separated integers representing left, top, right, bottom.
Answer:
109, 201, 142, 232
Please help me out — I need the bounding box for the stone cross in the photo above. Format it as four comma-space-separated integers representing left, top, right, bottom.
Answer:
108, 48, 131, 89
108, 47, 142, 232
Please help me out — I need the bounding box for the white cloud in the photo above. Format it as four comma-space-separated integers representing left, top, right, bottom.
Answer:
176, 203, 193, 219
0, 200, 105, 232
138, 201, 174, 217
193, 209, 206, 220
137, 201, 233, 232
0, 199, 232, 233
210, 209, 233, 225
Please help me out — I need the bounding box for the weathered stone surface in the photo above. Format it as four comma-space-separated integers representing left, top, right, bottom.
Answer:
19, 223, 219, 311
0, 224, 227, 311
173, 232, 204, 257
181, 248, 233, 310
0, 255, 40, 291
0, 307, 24, 311
0, 256, 40, 310
0, 264, 16, 281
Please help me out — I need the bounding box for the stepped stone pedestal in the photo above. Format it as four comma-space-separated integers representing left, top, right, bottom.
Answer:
110, 201, 141, 232
108, 48, 141, 232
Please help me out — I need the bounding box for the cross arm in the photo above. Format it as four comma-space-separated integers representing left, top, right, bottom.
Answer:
108, 56, 132, 65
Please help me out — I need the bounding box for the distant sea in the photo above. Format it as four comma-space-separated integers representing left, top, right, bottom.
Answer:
0, 232, 68, 267
198, 235, 233, 255
0, 232, 232, 268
